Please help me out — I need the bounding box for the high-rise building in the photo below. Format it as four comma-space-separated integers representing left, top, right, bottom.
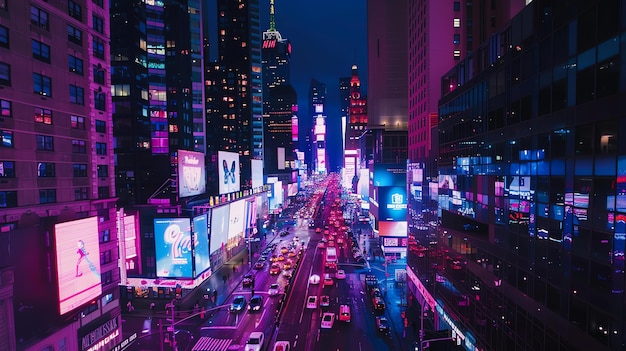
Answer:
339, 76, 351, 153
0, 0, 121, 349
111, 0, 202, 206
408, 1, 623, 350
262, 0, 292, 110
308, 79, 326, 173
342, 65, 367, 190
205, 0, 263, 190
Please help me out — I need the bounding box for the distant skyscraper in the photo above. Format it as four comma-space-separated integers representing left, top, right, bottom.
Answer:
307, 79, 326, 172
339, 77, 351, 152
262, 0, 292, 108
0, 0, 120, 348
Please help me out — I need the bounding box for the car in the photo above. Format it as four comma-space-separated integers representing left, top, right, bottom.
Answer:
287, 251, 297, 258
273, 341, 291, 351
270, 263, 281, 275
270, 254, 278, 262
323, 274, 334, 286
338, 304, 351, 322
317, 241, 326, 249
309, 221, 315, 228
320, 312, 335, 329
280, 246, 289, 254
335, 270, 346, 279
245, 332, 265, 351
277, 254, 285, 261
243, 273, 255, 288
320, 295, 330, 307
372, 296, 386, 311
282, 270, 293, 279
254, 261, 265, 270
268, 283, 280, 296
230, 295, 246, 312
309, 274, 320, 285
315, 227, 322, 233
248, 295, 263, 312
283, 261, 292, 270
376, 316, 390, 332
279, 231, 289, 237
306, 295, 318, 309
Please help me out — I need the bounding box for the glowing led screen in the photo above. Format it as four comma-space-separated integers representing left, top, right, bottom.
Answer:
193, 214, 210, 277
373, 164, 406, 187
122, 214, 141, 274
55, 217, 102, 315
251, 159, 264, 190
209, 205, 230, 254
218, 151, 240, 195
154, 218, 194, 278
378, 186, 408, 221
228, 200, 245, 249
178, 150, 206, 197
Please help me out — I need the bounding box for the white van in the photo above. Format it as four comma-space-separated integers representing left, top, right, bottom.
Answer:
339, 304, 351, 322
273, 341, 290, 351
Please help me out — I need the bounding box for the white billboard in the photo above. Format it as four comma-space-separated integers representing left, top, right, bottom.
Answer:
178, 150, 206, 197
251, 159, 264, 189
218, 151, 240, 195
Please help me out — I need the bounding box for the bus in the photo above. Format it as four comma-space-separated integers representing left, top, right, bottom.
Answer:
325, 247, 337, 268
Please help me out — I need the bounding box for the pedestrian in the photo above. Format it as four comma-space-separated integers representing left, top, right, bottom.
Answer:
213, 289, 217, 302
149, 302, 155, 311
251, 288, 255, 296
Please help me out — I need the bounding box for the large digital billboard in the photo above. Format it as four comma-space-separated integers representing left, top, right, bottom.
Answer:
228, 200, 245, 249
178, 150, 206, 197
218, 151, 240, 195
373, 163, 407, 187
154, 218, 194, 278
209, 205, 230, 254
378, 186, 408, 221
55, 217, 102, 315
193, 214, 211, 277
251, 159, 264, 190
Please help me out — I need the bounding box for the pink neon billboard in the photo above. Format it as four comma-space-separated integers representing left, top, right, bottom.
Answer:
55, 217, 102, 315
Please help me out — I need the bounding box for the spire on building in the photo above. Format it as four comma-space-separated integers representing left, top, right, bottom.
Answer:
264, 0, 282, 40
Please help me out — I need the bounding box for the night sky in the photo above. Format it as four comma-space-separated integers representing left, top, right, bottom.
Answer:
260, 0, 368, 172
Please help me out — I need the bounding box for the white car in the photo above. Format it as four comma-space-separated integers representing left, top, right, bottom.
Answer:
268, 283, 280, 296
320, 295, 330, 307
309, 274, 320, 285
335, 270, 346, 279
306, 295, 318, 309
246, 332, 265, 351
320, 312, 335, 329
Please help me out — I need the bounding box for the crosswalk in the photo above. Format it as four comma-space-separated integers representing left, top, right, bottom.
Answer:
191, 336, 233, 351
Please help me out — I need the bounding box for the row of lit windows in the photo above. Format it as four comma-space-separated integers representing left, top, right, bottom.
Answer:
1, 98, 107, 132
0, 161, 108, 178
0, 186, 109, 208
0, 130, 107, 154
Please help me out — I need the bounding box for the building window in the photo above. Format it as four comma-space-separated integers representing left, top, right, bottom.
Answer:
454, 2, 460, 11
73, 163, 87, 177
67, 0, 82, 21
0, 62, 10, 86
100, 250, 112, 264
95, 119, 106, 133
112, 84, 130, 97
67, 25, 82, 46
32, 40, 51, 63
93, 0, 103, 8
94, 90, 106, 110
1, 99, 12, 117
101, 270, 112, 284
92, 37, 104, 58
0, 161, 15, 177
31, 6, 49, 31
37, 162, 55, 177
68, 55, 84, 75
93, 15, 104, 33
93, 65, 105, 84
72, 139, 86, 153
95, 142, 106, 155
453, 34, 460, 44
34, 108, 52, 124
97, 165, 108, 178
71, 115, 85, 130
453, 18, 461, 28
74, 187, 88, 200
33, 73, 52, 96
99, 229, 110, 243
0, 191, 17, 208
39, 189, 56, 204
0, 130, 12, 147
69, 85, 84, 105
36, 135, 54, 151
0, 25, 7, 48
454, 50, 461, 59
98, 186, 109, 199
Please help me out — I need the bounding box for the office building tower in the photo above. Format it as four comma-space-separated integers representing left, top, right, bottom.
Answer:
111, 0, 202, 206
206, 0, 262, 190
342, 65, 367, 190
307, 79, 326, 172
263, 85, 298, 174
339, 76, 351, 153
0, 0, 121, 349
262, 0, 292, 109
408, 1, 623, 350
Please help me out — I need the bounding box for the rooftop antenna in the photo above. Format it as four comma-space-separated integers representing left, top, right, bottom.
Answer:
269, 0, 276, 31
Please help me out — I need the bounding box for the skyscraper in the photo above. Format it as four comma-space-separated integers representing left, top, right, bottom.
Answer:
308, 79, 326, 173
0, 0, 121, 348
262, 0, 292, 109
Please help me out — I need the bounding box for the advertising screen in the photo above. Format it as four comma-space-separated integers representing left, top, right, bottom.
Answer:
193, 214, 210, 277
379, 221, 408, 237
154, 218, 194, 278
55, 217, 102, 315
218, 151, 240, 195
178, 150, 206, 197
373, 163, 406, 187
251, 159, 264, 190
378, 186, 408, 221
228, 200, 245, 249
123, 214, 141, 274
209, 205, 230, 254
438, 174, 457, 190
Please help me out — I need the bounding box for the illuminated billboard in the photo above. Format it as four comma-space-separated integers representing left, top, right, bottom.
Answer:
292, 116, 298, 142
122, 214, 141, 275
193, 214, 210, 277
228, 200, 245, 249
178, 150, 206, 197
379, 221, 408, 237
218, 151, 240, 195
154, 218, 194, 278
378, 186, 408, 221
55, 217, 102, 315
209, 205, 229, 254
373, 163, 406, 187
251, 159, 264, 190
